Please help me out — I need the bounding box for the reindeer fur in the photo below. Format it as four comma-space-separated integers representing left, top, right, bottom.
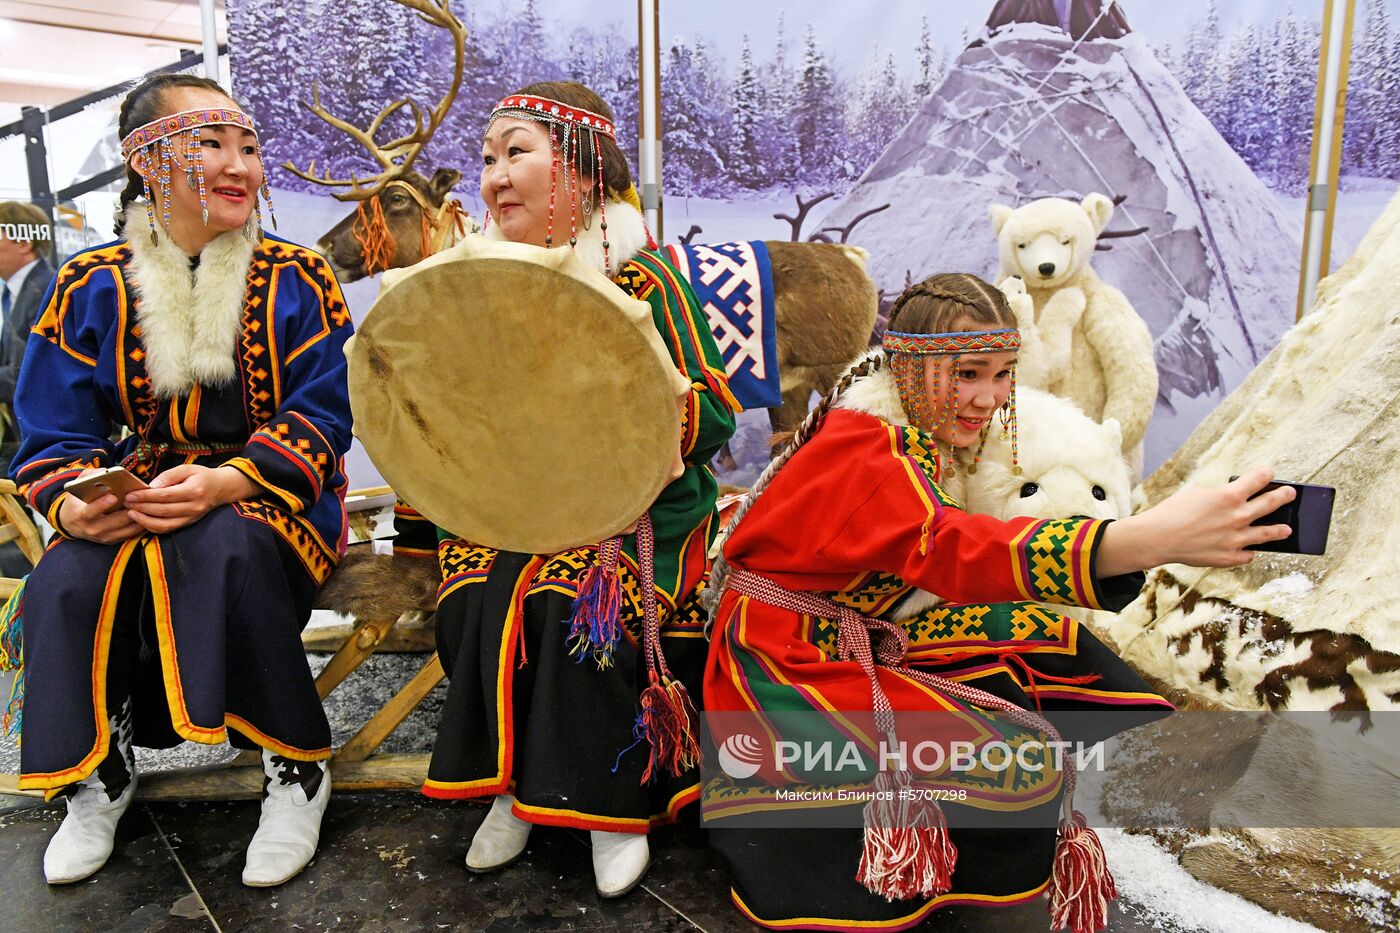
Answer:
1096, 189, 1400, 932
767, 241, 879, 434
314, 546, 440, 620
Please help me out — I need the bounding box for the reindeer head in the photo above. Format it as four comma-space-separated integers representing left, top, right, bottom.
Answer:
317, 167, 472, 282
285, 0, 477, 280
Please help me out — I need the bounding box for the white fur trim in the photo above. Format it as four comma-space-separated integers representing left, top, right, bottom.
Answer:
482, 197, 650, 277
832, 352, 909, 426
124, 204, 253, 398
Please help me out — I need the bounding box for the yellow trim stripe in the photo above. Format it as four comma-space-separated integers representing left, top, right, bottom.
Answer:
730, 878, 1050, 930
18, 538, 141, 790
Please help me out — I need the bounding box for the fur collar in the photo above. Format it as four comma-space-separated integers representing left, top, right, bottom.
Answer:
482, 197, 651, 278
832, 352, 909, 426
123, 204, 254, 398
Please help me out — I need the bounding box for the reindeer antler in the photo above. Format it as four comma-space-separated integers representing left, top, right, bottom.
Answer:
283, 0, 467, 202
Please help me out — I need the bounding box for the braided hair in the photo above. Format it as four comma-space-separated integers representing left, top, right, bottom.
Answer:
113, 74, 237, 235
703, 272, 1016, 624
886, 271, 1015, 335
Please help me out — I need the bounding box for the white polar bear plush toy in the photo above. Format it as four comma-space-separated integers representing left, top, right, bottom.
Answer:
941, 385, 1132, 524
989, 193, 1158, 476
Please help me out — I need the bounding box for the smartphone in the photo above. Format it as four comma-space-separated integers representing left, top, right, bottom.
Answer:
1231, 478, 1335, 555
64, 467, 150, 505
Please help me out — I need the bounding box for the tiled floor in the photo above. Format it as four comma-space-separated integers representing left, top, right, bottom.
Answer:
1, 791, 1168, 932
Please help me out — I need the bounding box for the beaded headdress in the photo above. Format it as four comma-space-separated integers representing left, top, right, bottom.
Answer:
487, 93, 633, 271
120, 107, 276, 243
881, 328, 1023, 477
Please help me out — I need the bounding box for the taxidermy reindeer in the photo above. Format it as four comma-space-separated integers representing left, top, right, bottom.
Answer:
287, 0, 477, 274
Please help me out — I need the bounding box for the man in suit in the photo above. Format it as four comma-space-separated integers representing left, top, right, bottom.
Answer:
0, 201, 55, 575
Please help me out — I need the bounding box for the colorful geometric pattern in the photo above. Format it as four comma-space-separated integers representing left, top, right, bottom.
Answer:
890, 425, 961, 505
528, 546, 649, 639
32, 243, 127, 368
829, 570, 911, 617
240, 252, 278, 425
232, 499, 336, 584
882, 328, 1021, 356
663, 241, 780, 410
120, 107, 257, 160
1009, 518, 1105, 610
437, 540, 495, 601
807, 600, 1066, 660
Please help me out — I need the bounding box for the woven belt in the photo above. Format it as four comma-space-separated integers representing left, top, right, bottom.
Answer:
723, 569, 1075, 786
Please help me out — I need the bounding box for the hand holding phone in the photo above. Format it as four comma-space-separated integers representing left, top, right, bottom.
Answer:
65, 467, 150, 506
1230, 477, 1335, 555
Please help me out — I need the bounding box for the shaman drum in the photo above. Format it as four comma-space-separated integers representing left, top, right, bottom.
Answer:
348, 235, 689, 554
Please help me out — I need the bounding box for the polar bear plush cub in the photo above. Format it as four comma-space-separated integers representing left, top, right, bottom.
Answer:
989, 193, 1158, 476
944, 385, 1132, 523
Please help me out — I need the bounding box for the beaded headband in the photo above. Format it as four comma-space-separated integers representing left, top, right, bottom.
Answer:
882, 327, 1022, 478
881, 328, 1021, 355
486, 92, 620, 269
119, 107, 258, 161
488, 95, 616, 139
121, 106, 275, 245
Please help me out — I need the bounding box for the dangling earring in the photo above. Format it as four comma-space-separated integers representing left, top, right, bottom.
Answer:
596, 131, 611, 272
157, 138, 174, 235
999, 400, 1011, 440
545, 123, 559, 247
253, 138, 277, 229
1008, 368, 1022, 476
189, 129, 209, 226
966, 423, 991, 475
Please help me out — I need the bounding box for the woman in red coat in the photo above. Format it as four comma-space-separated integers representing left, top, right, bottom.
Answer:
703, 273, 1293, 932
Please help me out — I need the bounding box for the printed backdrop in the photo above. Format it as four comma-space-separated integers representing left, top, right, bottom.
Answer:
225, 0, 1400, 480
658, 0, 1400, 472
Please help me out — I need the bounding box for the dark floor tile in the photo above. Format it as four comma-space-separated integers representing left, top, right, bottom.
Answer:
149, 793, 701, 931
0, 801, 212, 932
625, 820, 749, 933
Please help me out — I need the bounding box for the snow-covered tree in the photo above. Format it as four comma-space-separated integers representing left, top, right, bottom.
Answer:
759, 11, 800, 189
794, 23, 838, 188
845, 44, 910, 180
1345, 0, 1396, 176
732, 35, 764, 188
1270, 8, 1317, 191
661, 37, 728, 196
913, 16, 939, 100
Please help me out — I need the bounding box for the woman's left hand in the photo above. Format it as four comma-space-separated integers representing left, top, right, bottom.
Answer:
122, 465, 261, 534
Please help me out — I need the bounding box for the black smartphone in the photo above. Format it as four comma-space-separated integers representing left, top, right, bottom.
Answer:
1230, 478, 1335, 555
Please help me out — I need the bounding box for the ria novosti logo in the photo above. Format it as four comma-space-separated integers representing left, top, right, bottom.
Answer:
716, 732, 765, 779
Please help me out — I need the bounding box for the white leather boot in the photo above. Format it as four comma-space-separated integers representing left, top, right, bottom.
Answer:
590, 830, 650, 898
465, 794, 531, 872
44, 698, 137, 884
241, 750, 330, 887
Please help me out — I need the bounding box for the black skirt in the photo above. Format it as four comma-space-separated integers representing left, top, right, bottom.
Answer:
424, 545, 706, 832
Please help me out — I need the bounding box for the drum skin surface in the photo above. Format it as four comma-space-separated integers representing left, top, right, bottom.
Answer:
349, 236, 685, 553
